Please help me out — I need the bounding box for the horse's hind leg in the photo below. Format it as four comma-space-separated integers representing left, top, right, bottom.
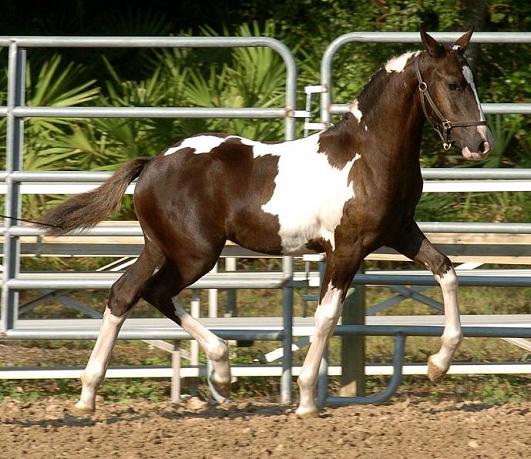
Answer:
74, 242, 163, 414
141, 256, 231, 400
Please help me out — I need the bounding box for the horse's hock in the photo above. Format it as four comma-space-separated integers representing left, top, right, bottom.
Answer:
1, 32, 530, 409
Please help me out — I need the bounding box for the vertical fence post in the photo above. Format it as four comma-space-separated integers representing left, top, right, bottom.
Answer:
280, 66, 296, 404
208, 262, 218, 318
225, 258, 237, 317
280, 255, 294, 404
190, 289, 201, 367
340, 265, 366, 396
1, 43, 25, 332
171, 344, 182, 403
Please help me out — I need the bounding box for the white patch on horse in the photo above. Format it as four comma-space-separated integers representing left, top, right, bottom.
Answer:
164, 146, 183, 156
235, 135, 324, 159
261, 135, 361, 254
314, 283, 343, 330
430, 267, 463, 374
462, 65, 485, 121
385, 50, 420, 73
349, 99, 363, 121
164, 135, 226, 156
462, 65, 488, 139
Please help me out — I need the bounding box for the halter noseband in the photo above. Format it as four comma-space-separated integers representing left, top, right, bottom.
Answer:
414, 59, 487, 150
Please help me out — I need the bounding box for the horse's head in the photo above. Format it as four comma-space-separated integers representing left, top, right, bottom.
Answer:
418, 28, 493, 160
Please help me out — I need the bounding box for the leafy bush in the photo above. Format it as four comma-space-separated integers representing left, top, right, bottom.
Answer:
0, 4, 527, 223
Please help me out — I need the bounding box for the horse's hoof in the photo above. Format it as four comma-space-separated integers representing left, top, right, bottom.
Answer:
71, 401, 95, 416
208, 371, 231, 403
295, 405, 319, 418
427, 356, 447, 382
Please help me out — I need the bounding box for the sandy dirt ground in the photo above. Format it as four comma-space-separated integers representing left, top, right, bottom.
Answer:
0, 396, 529, 459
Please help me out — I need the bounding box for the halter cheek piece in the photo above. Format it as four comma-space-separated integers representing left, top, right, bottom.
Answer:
414, 59, 487, 150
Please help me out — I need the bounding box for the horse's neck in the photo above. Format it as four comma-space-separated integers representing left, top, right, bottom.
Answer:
355, 64, 425, 167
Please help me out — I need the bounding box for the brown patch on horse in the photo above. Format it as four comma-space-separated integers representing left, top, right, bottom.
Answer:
209, 139, 283, 254
317, 113, 360, 169
134, 139, 283, 256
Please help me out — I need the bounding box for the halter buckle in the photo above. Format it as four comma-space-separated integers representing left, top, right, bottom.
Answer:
442, 120, 452, 130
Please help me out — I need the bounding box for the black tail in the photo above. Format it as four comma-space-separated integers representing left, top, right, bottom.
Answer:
37, 158, 151, 236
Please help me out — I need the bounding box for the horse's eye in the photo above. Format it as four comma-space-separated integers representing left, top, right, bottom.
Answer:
448, 83, 461, 91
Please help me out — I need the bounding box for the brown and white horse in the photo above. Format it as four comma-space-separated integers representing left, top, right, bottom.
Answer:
39, 29, 492, 417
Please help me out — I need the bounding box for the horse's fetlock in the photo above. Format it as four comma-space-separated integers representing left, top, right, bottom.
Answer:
81, 369, 102, 387
442, 330, 463, 347
297, 371, 313, 392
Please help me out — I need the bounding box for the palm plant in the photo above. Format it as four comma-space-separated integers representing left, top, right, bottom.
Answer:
182, 21, 287, 140
5, 54, 100, 218
23, 54, 100, 171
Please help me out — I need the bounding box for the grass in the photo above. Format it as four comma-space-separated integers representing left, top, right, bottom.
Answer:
0, 374, 528, 406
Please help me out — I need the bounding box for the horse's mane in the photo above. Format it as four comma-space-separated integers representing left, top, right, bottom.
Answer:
351, 50, 425, 122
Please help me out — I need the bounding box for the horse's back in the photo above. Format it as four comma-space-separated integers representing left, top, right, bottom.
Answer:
132, 132, 370, 256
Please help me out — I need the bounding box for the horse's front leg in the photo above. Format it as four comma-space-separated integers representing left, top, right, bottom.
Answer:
428, 260, 463, 381
391, 224, 463, 382
296, 251, 361, 417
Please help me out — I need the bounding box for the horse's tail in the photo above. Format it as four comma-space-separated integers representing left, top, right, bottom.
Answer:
37, 158, 151, 236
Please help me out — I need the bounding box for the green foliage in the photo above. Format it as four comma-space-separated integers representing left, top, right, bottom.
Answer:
182, 21, 286, 140
99, 379, 167, 402
0, 378, 169, 402
479, 376, 527, 405
22, 54, 100, 171
0, 2, 528, 223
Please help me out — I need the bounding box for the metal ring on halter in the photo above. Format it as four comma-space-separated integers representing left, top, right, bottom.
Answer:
418, 81, 427, 91
443, 142, 452, 150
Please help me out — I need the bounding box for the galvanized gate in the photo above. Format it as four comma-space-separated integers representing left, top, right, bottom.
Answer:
0, 33, 530, 406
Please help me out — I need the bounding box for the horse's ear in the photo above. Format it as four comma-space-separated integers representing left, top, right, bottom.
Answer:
452, 26, 475, 54
420, 27, 445, 58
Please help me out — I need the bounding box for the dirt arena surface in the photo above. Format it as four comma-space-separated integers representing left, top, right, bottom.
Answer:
0, 396, 529, 459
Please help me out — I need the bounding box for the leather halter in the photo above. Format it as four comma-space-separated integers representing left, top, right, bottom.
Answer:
414, 59, 487, 150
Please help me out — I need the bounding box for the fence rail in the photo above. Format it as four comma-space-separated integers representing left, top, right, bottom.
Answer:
0, 35, 300, 403
320, 31, 531, 123
0, 33, 529, 405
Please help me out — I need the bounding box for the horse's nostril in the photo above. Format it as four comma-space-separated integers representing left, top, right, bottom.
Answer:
479, 141, 490, 155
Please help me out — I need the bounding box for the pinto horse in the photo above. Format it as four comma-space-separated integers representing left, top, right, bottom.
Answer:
39, 29, 492, 417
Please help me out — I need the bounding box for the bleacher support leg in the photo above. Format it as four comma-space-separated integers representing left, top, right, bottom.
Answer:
340, 277, 366, 396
